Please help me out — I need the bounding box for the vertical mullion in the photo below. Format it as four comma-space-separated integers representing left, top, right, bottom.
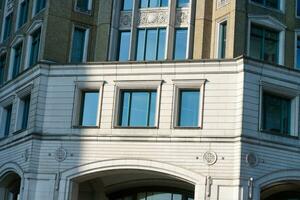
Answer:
146, 91, 151, 126
127, 92, 132, 126
143, 29, 147, 60
155, 28, 159, 60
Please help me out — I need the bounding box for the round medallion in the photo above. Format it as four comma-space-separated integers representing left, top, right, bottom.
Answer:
203, 151, 218, 165
55, 147, 67, 162
246, 153, 258, 167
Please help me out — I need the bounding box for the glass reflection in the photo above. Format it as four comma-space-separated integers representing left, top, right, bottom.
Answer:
80, 91, 99, 126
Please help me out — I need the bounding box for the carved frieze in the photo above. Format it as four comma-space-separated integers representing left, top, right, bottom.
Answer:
217, 0, 230, 9
175, 8, 189, 27
119, 11, 132, 30
137, 9, 169, 27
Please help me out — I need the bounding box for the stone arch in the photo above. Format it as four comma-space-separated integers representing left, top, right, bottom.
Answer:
58, 159, 206, 200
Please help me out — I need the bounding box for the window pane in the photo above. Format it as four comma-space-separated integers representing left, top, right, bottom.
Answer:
4, 105, 12, 136
174, 29, 188, 60
297, 36, 300, 69
149, 0, 159, 7
120, 92, 131, 126
118, 31, 131, 61
80, 92, 99, 126
157, 29, 166, 60
21, 95, 30, 129
77, 0, 89, 11
218, 21, 227, 59
177, 0, 189, 7
140, 0, 148, 8
122, 0, 133, 10
0, 54, 6, 85
129, 92, 150, 126
35, 0, 46, 13
30, 29, 41, 67
161, 0, 168, 6
147, 192, 172, 200
266, 0, 279, 9
148, 92, 157, 126
178, 90, 200, 127
3, 13, 12, 40
71, 27, 86, 62
12, 43, 23, 79
298, 0, 300, 16
136, 29, 146, 60
18, 0, 29, 28
145, 29, 157, 61
250, 34, 263, 60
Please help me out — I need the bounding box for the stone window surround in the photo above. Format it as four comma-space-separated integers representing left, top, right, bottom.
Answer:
214, 16, 228, 59
259, 81, 300, 138
74, 0, 93, 14
247, 15, 286, 66
32, 0, 46, 17
172, 79, 206, 129
69, 24, 90, 63
1, 0, 13, 42
112, 80, 163, 128
72, 81, 104, 128
8, 35, 24, 80
109, 0, 195, 61
0, 95, 14, 137
15, 0, 29, 31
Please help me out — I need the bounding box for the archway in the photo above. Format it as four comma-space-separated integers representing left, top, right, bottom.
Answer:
0, 172, 21, 200
261, 181, 300, 200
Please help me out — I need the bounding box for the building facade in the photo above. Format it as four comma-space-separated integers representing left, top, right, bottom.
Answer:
1, 0, 300, 200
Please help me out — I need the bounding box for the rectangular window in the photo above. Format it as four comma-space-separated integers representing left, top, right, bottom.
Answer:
80, 91, 99, 126
297, 0, 300, 16
0, 54, 6, 85
177, 0, 189, 7
250, 24, 279, 64
20, 95, 30, 130
12, 43, 23, 79
3, 104, 12, 137
218, 21, 227, 59
29, 29, 41, 67
177, 90, 200, 127
3, 13, 13, 41
173, 28, 188, 60
34, 0, 46, 14
296, 35, 300, 69
122, 0, 133, 10
140, 0, 168, 8
71, 27, 88, 62
262, 92, 291, 135
136, 28, 166, 61
76, 0, 91, 12
251, 0, 279, 9
18, 0, 29, 28
118, 31, 131, 61
119, 90, 157, 127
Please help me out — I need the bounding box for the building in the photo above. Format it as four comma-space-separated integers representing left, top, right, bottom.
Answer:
1, 0, 300, 199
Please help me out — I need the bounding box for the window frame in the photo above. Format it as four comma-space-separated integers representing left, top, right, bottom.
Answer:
294, 30, 300, 69
69, 25, 90, 63
172, 79, 205, 129
173, 28, 188, 60
72, 81, 104, 128
297, 0, 300, 18
113, 80, 162, 129
249, 0, 285, 12
216, 18, 228, 59
74, 0, 93, 14
259, 82, 299, 138
9, 40, 24, 80
0, 52, 7, 86
15, 84, 32, 132
0, 95, 14, 138
139, 0, 169, 8
16, 0, 29, 30
2, 12, 13, 42
32, 0, 46, 17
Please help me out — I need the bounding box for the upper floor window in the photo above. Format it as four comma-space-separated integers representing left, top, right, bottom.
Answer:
0, 53, 6, 85
122, 0, 133, 10
2, 104, 12, 137
70, 26, 89, 62
173, 28, 188, 60
297, 0, 300, 16
251, 0, 280, 9
80, 91, 99, 126
136, 28, 166, 61
296, 35, 300, 69
118, 90, 157, 127
250, 24, 279, 64
34, 0, 46, 15
16, 94, 31, 130
118, 31, 131, 61
17, 0, 29, 29
12, 42, 23, 79
29, 28, 41, 67
3, 13, 13, 41
76, 0, 92, 12
140, 0, 168, 8
217, 21, 227, 59
177, 0, 189, 7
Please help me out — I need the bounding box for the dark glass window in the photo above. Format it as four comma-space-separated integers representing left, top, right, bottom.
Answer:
122, 0, 133, 10
118, 31, 131, 61
12, 43, 23, 79
136, 28, 166, 61
250, 25, 279, 63
21, 95, 30, 129
29, 29, 41, 67
262, 92, 291, 135
177, 90, 200, 127
76, 0, 90, 12
218, 21, 227, 59
0, 54, 6, 85
251, 0, 279, 9
297, 0, 300, 16
173, 28, 188, 60
140, 0, 168, 8
3, 13, 13, 41
18, 0, 29, 28
4, 104, 12, 137
71, 27, 87, 62
119, 90, 157, 127
35, 0, 46, 14
80, 91, 99, 126
297, 36, 300, 69
177, 0, 189, 7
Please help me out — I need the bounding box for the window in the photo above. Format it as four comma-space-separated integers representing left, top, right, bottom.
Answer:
262, 92, 291, 135
34, 0, 46, 14
0, 53, 6, 85
177, 0, 189, 7
70, 27, 89, 62
3, 104, 12, 137
79, 91, 99, 126
16, 95, 30, 130
173, 28, 188, 60
218, 21, 227, 59
3, 13, 12, 41
136, 28, 166, 61
118, 90, 157, 127
250, 24, 279, 63
12, 42, 23, 79
296, 35, 300, 69
17, 0, 29, 28
122, 0, 133, 10
251, 0, 279, 9
140, 0, 168, 8
29, 28, 41, 67
76, 0, 92, 12
297, 0, 300, 17
118, 31, 131, 61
